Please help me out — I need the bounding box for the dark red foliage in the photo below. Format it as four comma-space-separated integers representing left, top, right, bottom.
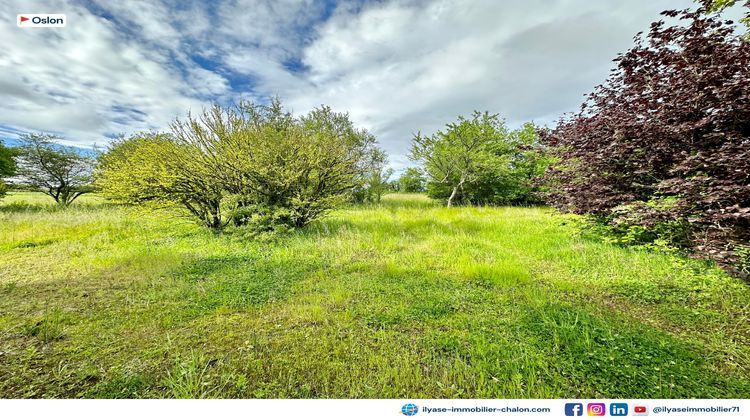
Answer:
541, 2, 750, 272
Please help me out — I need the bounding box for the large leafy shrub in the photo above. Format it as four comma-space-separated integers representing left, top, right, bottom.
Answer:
542, 3, 750, 273
96, 100, 379, 230
95, 132, 224, 227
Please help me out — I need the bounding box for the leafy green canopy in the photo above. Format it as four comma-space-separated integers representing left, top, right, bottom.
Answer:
14, 134, 94, 206
411, 112, 549, 207
0, 140, 17, 198
96, 100, 381, 230
398, 167, 425, 193
352, 147, 393, 204
0, 140, 16, 177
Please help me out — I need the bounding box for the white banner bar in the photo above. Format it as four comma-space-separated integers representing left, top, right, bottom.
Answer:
0, 399, 747, 420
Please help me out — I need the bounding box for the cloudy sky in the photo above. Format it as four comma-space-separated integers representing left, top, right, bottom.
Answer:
0, 0, 739, 169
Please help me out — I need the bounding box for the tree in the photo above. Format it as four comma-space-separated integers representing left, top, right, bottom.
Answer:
214, 100, 377, 227
97, 100, 381, 230
411, 113, 548, 206
300, 104, 381, 206
358, 147, 393, 203
542, 4, 750, 272
0, 140, 17, 199
411, 111, 504, 207
398, 167, 425, 193
463, 122, 550, 205
16, 133, 94, 206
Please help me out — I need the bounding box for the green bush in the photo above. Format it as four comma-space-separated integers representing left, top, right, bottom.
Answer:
580, 198, 692, 254
398, 167, 425, 193
96, 100, 380, 231
0, 139, 17, 200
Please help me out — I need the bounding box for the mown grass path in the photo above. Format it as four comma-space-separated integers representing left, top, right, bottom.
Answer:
1, 193, 749, 397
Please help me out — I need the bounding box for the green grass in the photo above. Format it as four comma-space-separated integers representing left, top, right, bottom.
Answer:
1, 191, 749, 398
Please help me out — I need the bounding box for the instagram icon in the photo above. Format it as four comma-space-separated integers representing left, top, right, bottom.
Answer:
587, 403, 606, 416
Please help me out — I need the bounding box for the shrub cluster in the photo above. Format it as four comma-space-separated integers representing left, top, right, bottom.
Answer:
542, 5, 750, 273
96, 100, 380, 231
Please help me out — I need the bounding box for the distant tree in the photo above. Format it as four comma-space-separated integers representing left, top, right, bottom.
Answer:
390, 180, 400, 193
411, 113, 548, 206
464, 122, 550, 205
360, 148, 393, 203
542, 5, 750, 272
411, 111, 503, 207
0, 140, 17, 198
16, 133, 94, 206
398, 167, 426, 193
0, 140, 15, 177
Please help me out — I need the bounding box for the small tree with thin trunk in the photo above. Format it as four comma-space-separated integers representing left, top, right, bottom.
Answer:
16, 133, 94, 206
410, 111, 505, 207
362, 147, 393, 203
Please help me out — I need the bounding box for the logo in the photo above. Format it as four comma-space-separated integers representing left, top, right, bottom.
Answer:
565, 403, 583, 416
633, 405, 649, 416
610, 403, 628, 416
587, 403, 606, 416
17, 14, 66, 27
401, 403, 418, 416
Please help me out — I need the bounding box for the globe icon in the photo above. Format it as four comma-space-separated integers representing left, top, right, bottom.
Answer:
401, 403, 419, 416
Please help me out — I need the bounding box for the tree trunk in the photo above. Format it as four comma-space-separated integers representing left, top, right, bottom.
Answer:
447, 174, 465, 208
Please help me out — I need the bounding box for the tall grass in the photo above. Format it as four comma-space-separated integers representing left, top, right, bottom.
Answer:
0, 192, 748, 398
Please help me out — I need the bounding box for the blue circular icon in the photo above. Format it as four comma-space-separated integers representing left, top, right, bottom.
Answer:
401, 403, 419, 416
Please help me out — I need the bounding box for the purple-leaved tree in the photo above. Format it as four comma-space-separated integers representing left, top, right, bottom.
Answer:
542, 1, 750, 274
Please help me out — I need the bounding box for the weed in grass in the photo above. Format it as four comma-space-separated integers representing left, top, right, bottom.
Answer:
21, 310, 70, 343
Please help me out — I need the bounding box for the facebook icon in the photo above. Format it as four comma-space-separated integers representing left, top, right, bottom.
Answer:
610, 403, 628, 416
565, 403, 583, 416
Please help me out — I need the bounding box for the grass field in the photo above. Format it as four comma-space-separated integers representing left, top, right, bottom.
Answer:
1, 192, 749, 398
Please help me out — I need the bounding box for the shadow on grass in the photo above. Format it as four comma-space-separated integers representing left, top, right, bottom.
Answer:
166, 251, 316, 319
520, 301, 750, 398
303, 216, 462, 240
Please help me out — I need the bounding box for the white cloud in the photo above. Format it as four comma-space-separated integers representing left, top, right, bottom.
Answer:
2, 0, 743, 169
0, 0, 212, 147
281, 0, 703, 169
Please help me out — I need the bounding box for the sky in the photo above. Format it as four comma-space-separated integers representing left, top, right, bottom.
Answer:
0, 0, 741, 169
